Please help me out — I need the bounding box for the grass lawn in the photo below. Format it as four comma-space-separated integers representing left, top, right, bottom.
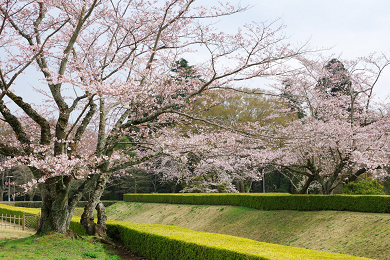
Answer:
0, 232, 145, 260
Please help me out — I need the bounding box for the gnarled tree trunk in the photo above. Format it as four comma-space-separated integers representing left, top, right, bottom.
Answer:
81, 175, 108, 237
37, 176, 76, 234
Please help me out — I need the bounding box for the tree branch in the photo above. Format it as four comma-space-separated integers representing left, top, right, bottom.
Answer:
168, 111, 289, 140
0, 101, 32, 153
6, 91, 51, 145
108, 151, 163, 173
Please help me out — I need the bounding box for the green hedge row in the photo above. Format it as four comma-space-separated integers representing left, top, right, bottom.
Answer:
69, 215, 87, 236
0, 200, 118, 209
0, 204, 372, 260
106, 220, 371, 260
123, 193, 390, 213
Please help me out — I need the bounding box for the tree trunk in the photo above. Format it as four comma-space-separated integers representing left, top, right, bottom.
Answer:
81, 176, 108, 237
28, 188, 36, 201
237, 181, 245, 193
245, 180, 252, 193
0, 173, 4, 201
96, 201, 107, 234
320, 181, 335, 195
321, 186, 332, 195
299, 175, 314, 194
37, 176, 75, 234
345, 168, 366, 183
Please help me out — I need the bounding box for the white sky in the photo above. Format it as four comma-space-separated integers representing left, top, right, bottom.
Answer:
197, 0, 390, 98
8, 0, 390, 104
205, 0, 390, 56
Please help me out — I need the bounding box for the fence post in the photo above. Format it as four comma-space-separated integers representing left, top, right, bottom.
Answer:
22, 213, 25, 231
38, 212, 41, 229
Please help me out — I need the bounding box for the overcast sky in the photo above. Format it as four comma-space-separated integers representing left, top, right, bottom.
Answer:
198, 0, 390, 99
9, 0, 390, 104
231, 0, 389, 56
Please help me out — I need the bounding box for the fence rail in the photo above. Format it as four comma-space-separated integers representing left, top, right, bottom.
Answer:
0, 213, 39, 230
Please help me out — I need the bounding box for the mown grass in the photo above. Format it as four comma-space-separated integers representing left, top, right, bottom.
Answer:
106, 201, 390, 260
0, 232, 121, 260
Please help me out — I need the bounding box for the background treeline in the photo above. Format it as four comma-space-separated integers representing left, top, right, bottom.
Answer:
1, 81, 390, 200
1, 161, 390, 201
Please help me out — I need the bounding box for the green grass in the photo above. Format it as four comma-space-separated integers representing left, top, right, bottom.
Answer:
106, 201, 390, 260
0, 233, 122, 260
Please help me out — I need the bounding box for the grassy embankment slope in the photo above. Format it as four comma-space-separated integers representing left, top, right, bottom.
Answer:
104, 202, 390, 260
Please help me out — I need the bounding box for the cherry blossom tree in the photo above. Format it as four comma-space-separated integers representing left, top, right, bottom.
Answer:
146, 127, 265, 193
0, 0, 302, 234
140, 89, 293, 193
261, 55, 390, 194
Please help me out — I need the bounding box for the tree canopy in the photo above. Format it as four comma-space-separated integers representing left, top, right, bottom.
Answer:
0, 0, 302, 234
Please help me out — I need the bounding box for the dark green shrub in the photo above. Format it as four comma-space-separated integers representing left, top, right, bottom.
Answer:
75, 200, 118, 208
11, 200, 118, 208
383, 177, 390, 195
123, 193, 390, 213
82, 252, 98, 258
343, 179, 385, 195
14, 201, 42, 208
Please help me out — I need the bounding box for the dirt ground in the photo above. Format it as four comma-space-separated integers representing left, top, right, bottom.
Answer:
0, 226, 35, 240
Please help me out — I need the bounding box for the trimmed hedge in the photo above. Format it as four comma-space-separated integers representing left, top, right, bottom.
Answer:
0, 203, 373, 260
123, 193, 390, 213
0, 203, 40, 216
0, 200, 119, 209
69, 215, 87, 236
106, 220, 371, 260
73, 200, 118, 208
